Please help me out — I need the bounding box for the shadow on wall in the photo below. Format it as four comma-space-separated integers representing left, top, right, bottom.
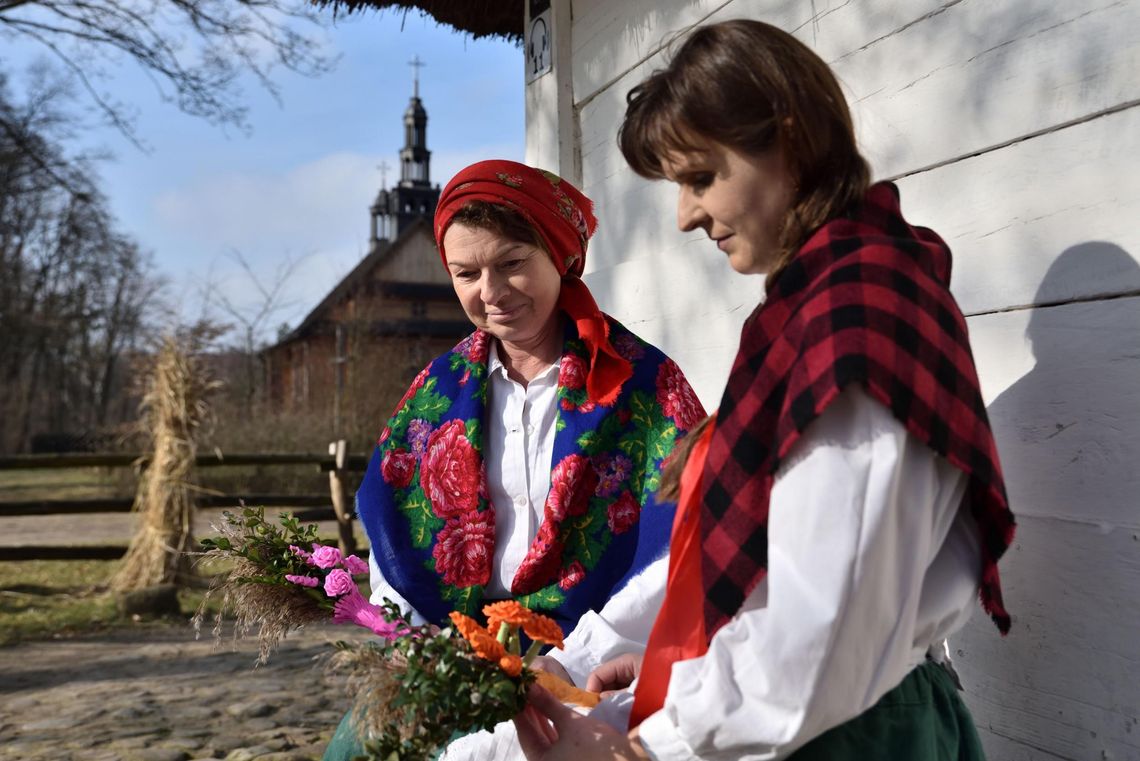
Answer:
958, 241, 1140, 759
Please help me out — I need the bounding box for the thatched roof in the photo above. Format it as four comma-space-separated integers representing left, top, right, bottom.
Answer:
311, 1, 524, 43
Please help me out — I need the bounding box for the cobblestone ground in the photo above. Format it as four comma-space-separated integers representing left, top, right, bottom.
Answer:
0, 623, 373, 761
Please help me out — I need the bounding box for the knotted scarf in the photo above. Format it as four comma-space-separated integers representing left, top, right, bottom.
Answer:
434, 160, 632, 406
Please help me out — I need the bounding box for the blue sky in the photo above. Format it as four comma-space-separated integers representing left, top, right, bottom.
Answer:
4, 9, 524, 339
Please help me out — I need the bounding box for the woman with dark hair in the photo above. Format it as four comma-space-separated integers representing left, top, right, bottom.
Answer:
514, 19, 1015, 760
322, 160, 702, 760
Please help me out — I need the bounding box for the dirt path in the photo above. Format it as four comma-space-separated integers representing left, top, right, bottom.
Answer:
0, 622, 373, 761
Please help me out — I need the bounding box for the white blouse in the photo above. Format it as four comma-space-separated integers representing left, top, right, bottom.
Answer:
573, 386, 981, 760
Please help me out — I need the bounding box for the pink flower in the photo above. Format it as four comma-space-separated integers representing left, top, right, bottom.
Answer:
323, 568, 356, 597
310, 544, 342, 569
546, 454, 599, 522
381, 448, 416, 489
332, 585, 409, 641
342, 554, 369, 575
459, 331, 490, 365
656, 358, 704, 431
559, 561, 586, 591
432, 509, 494, 588
607, 490, 640, 535
421, 419, 480, 518
288, 544, 313, 563
558, 353, 588, 391
284, 574, 319, 588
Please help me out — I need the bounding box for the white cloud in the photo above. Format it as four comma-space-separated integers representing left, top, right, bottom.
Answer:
151, 142, 525, 338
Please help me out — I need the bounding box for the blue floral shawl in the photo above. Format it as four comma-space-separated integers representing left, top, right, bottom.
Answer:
356, 316, 703, 634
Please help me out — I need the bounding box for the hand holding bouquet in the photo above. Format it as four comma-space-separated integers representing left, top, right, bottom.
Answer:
194, 508, 596, 760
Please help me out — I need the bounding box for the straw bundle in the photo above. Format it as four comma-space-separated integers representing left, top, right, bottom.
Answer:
111, 336, 218, 592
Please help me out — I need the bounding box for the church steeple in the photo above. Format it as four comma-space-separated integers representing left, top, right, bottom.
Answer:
400, 55, 431, 187
370, 56, 440, 244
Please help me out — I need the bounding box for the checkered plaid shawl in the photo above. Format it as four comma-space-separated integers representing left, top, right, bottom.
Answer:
700, 182, 1015, 639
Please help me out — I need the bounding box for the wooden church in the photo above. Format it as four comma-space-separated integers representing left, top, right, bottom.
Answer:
262, 70, 470, 440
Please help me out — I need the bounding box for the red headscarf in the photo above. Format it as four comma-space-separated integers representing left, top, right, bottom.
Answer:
434, 160, 632, 405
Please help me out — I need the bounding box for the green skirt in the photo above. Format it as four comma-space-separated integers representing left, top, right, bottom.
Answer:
322, 661, 984, 761
321, 711, 364, 761
321, 712, 455, 761
790, 661, 985, 760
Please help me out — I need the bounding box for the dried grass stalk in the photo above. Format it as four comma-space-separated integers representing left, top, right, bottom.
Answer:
112, 336, 218, 593
326, 645, 410, 742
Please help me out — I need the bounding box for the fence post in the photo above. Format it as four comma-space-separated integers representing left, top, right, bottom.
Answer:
327, 439, 356, 555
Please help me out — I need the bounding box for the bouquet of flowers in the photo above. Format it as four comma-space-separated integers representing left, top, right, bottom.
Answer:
193, 508, 596, 760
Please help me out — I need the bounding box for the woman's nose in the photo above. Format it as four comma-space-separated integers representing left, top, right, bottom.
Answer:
677, 187, 704, 232
480, 271, 507, 304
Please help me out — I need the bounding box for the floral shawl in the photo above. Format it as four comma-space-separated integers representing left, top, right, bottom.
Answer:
357, 316, 703, 633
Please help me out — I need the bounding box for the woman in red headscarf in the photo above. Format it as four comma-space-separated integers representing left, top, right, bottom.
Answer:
322, 160, 703, 760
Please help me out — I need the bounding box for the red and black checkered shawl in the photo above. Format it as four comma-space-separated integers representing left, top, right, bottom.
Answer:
699, 182, 1015, 641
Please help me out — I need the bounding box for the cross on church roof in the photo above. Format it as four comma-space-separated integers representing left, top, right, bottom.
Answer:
409, 55, 426, 97
377, 160, 391, 188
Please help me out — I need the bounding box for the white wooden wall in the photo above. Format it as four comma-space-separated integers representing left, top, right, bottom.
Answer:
525, 1, 1140, 758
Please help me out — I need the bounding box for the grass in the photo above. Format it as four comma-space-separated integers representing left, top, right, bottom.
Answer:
0, 460, 368, 646
0, 466, 133, 501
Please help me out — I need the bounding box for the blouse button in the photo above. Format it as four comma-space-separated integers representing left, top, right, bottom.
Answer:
514, 495, 528, 507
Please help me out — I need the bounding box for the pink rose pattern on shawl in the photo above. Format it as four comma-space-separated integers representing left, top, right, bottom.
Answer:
381, 448, 416, 488
421, 419, 480, 518
432, 510, 494, 587
546, 454, 599, 522
656, 358, 704, 431
558, 352, 588, 390
559, 561, 586, 591
606, 490, 640, 535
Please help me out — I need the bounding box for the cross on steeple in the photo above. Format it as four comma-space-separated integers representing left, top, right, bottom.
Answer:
377, 160, 391, 188
408, 55, 426, 97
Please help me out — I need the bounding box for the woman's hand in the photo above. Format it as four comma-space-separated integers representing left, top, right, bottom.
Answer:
528, 655, 574, 684
586, 653, 643, 696
513, 685, 650, 760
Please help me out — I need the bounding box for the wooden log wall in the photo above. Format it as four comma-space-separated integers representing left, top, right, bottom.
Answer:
524, 1, 1140, 757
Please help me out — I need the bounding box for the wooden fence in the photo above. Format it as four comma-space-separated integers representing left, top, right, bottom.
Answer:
0, 441, 370, 561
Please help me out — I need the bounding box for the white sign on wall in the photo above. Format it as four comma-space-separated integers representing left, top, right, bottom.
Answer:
526, 8, 552, 82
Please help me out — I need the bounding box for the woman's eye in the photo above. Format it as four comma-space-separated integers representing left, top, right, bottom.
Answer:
501, 259, 524, 270
690, 173, 714, 192
455, 271, 477, 281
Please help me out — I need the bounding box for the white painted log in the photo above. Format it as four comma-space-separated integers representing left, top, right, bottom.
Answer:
573, 0, 1138, 179
897, 106, 1140, 317
957, 296, 1140, 760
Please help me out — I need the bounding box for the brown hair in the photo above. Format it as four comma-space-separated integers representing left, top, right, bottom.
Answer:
619, 19, 870, 283
442, 201, 548, 254
657, 414, 713, 502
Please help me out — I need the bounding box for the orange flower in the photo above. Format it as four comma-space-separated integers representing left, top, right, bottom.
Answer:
450, 611, 507, 662
449, 611, 491, 640
483, 600, 532, 634
522, 612, 565, 650
499, 653, 523, 677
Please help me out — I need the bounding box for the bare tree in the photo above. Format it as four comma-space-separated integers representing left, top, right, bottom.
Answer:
0, 0, 335, 148
201, 248, 305, 415
0, 73, 162, 452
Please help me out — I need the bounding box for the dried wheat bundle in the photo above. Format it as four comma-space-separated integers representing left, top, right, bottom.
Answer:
112, 336, 218, 593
